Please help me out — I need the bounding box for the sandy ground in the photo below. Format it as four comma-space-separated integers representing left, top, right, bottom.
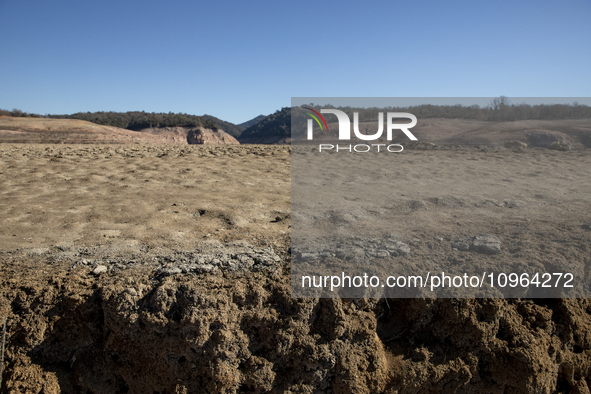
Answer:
0, 144, 291, 251
1, 143, 591, 393
291, 145, 591, 298
0, 117, 177, 144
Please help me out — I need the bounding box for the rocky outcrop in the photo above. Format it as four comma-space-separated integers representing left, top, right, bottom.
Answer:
138, 127, 239, 145
548, 140, 572, 151
186, 128, 239, 145
526, 132, 560, 148
505, 140, 527, 149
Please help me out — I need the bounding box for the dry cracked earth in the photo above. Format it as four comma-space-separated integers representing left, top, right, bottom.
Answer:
1, 143, 591, 393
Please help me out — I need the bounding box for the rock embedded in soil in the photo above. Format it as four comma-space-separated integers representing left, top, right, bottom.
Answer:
452, 234, 502, 255
548, 140, 572, 151
505, 140, 528, 149
157, 267, 182, 276
452, 237, 471, 251
91, 265, 108, 275
293, 235, 411, 260
470, 234, 502, 255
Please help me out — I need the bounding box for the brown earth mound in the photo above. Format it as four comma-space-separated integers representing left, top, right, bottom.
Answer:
0, 117, 171, 144
5, 257, 591, 393
0, 118, 240, 146
134, 126, 192, 144
309, 118, 591, 149
421, 118, 591, 148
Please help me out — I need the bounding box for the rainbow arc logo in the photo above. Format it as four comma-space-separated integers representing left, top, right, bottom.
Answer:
302, 106, 329, 132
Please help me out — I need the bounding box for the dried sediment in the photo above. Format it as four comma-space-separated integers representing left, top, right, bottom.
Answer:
1, 144, 591, 392
2, 246, 591, 393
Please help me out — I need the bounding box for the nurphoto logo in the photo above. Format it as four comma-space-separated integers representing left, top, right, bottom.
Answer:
302, 106, 418, 153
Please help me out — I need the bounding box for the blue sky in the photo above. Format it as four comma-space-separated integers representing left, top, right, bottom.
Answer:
0, 0, 589, 124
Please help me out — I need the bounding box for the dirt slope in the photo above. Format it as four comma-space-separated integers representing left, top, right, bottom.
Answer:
0, 117, 172, 144
0, 118, 240, 145
299, 118, 591, 149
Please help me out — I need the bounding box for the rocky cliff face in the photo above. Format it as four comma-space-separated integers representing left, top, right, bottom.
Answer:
139, 127, 240, 145
186, 127, 240, 145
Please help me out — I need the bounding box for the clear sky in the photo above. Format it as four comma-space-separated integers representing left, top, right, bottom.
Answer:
0, 0, 589, 124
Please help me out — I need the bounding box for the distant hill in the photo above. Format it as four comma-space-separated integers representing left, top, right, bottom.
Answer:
296, 116, 591, 149
45, 111, 218, 131
201, 115, 243, 138
238, 108, 291, 144
0, 117, 240, 145
238, 102, 591, 145
0, 116, 178, 144
1, 109, 253, 142
3, 115, 590, 148
48, 110, 247, 141
3, 101, 591, 146
396, 118, 591, 148
201, 114, 266, 139
238, 115, 266, 131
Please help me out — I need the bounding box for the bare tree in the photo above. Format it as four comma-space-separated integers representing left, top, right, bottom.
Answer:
489, 96, 511, 120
